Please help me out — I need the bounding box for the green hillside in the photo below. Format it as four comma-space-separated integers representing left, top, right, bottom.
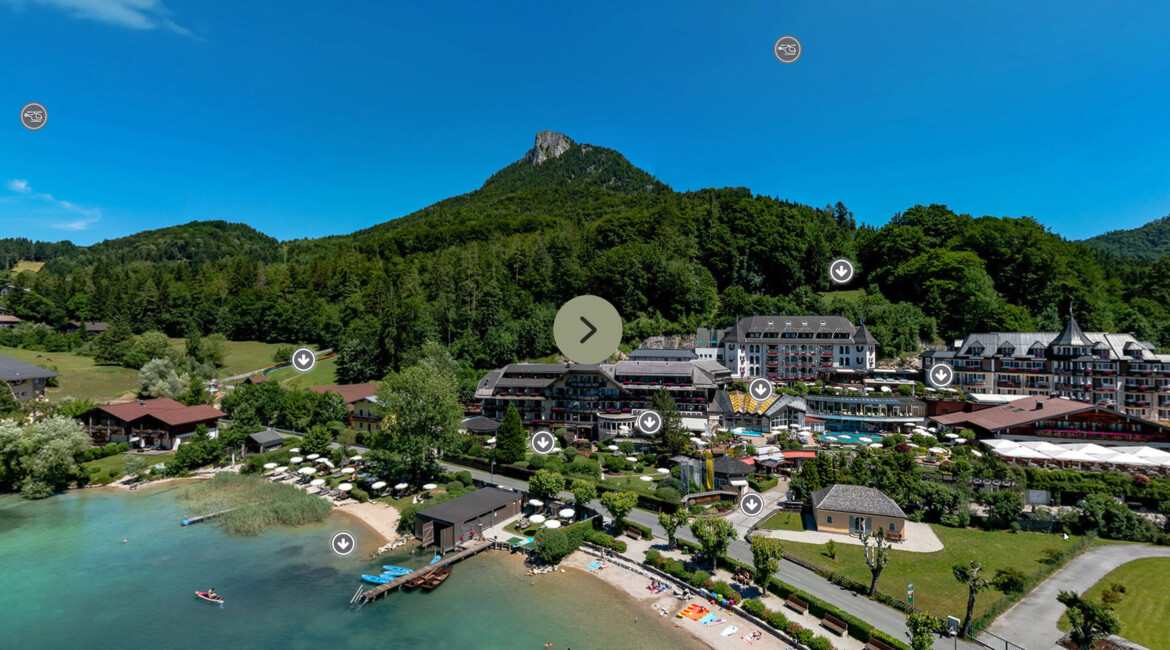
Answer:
2, 131, 1168, 391
1083, 215, 1170, 260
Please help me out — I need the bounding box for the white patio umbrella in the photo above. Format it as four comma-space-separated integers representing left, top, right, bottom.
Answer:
868, 443, 883, 449
338, 483, 354, 491
289, 457, 304, 464
905, 443, 920, 448
371, 481, 387, 490
656, 468, 669, 474
970, 450, 983, 457
307, 453, 320, 460
422, 483, 438, 490
689, 437, 702, 444
928, 447, 948, 455
529, 514, 546, 524
640, 476, 653, 482
263, 462, 278, 469
825, 436, 838, 442
350, 455, 363, 461
543, 520, 562, 529
944, 433, 959, 440
625, 456, 638, 462
528, 499, 544, 507
341, 467, 356, 474
486, 438, 497, 444
559, 508, 575, 519
394, 482, 408, 490
928, 427, 938, 433
607, 445, 619, 450
288, 448, 300, 453
955, 438, 967, 444
319, 459, 335, 468
859, 437, 873, 443
274, 466, 288, 473
310, 478, 326, 487
298, 467, 317, 475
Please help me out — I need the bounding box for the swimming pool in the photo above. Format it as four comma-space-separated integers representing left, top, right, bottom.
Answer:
818, 432, 885, 444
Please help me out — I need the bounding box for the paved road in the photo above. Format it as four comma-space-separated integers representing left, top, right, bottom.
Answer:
218, 348, 333, 382
984, 543, 1170, 650
441, 461, 979, 650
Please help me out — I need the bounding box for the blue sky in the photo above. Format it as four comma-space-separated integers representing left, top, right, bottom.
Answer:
2, 0, 1169, 245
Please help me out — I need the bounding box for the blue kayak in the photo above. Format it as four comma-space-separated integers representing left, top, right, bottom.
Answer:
381, 566, 412, 576
361, 574, 392, 584
429, 555, 442, 565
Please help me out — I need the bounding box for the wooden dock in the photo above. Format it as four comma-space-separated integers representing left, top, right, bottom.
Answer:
356, 540, 499, 604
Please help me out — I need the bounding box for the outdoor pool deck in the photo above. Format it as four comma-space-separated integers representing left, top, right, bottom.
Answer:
818, 432, 885, 444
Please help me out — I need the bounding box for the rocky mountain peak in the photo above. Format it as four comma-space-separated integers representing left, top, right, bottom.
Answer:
524, 130, 574, 165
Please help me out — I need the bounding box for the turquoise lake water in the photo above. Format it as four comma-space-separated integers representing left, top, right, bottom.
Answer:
0, 485, 702, 650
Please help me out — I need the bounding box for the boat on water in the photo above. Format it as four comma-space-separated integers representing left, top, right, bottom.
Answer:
195, 591, 224, 605
361, 574, 393, 585
428, 554, 442, 565
380, 565, 412, 576
421, 566, 451, 591
402, 572, 432, 590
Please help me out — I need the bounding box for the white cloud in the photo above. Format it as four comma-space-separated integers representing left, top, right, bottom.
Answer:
2, 0, 194, 36
6, 178, 103, 230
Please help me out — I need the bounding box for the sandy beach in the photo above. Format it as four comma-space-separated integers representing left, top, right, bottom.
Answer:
335, 500, 402, 545
562, 551, 789, 650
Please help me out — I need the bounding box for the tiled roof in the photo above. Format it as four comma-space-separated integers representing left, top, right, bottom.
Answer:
812, 484, 906, 519
92, 398, 225, 427
712, 454, 753, 476
308, 382, 381, 404
929, 395, 1095, 431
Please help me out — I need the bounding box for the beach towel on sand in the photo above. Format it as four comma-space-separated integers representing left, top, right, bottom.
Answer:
720, 625, 738, 637
678, 605, 709, 621
697, 613, 717, 625
704, 617, 725, 627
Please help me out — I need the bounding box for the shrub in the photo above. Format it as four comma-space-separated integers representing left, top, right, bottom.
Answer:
612, 539, 627, 553
455, 471, 474, 487
646, 548, 661, 564
533, 528, 573, 564
786, 621, 804, 636
765, 609, 789, 630
527, 454, 548, 470
794, 629, 815, 645
656, 487, 681, 503
711, 580, 738, 601
691, 570, 712, 589
742, 598, 767, 617
808, 636, 832, 650
349, 487, 370, 503
562, 447, 578, 462
628, 521, 654, 540
748, 474, 779, 492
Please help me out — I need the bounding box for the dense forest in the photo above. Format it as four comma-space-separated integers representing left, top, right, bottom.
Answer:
1083, 215, 1170, 261
2, 132, 1168, 386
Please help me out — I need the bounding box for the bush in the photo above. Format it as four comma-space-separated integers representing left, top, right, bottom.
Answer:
534, 527, 573, 564
742, 598, 767, 617
711, 580, 738, 601
748, 474, 779, 492
566, 456, 602, 479
349, 487, 370, 503
612, 540, 627, 553
807, 636, 832, 650
455, 471, 474, 487
656, 487, 681, 503
765, 609, 789, 630
628, 521, 654, 540
645, 548, 661, 564
527, 454, 548, 470
794, 628, 815, 645
445, 480, 464, 493
691, 570, 712, 589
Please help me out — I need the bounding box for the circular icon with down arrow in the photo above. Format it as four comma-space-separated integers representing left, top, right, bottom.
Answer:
928, 363, 955, 387
291, 347, 316, 372
739, 491, 766, 517
636, 409, 663, 436
749, 378, 774, 401
829, 258, 855, 285
331, 531, 356, 556
531, 430, 557, 455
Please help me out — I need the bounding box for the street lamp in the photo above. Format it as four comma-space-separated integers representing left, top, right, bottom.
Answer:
490, 460, 496, 483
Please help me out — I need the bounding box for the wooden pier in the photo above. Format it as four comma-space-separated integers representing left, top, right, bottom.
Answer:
181, 502, 261, 526
355, 540, 501, 604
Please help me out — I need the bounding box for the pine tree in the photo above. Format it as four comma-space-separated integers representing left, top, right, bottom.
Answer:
494, 403, 527, 463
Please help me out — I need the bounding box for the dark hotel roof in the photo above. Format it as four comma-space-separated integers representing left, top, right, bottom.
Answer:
0, 355, 61, 382
416, 487, 520, 525
812, 484, 906, 519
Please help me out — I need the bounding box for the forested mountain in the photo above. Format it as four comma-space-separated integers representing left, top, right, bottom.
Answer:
1083, 215, 1170, 260
3, 131, 1168, 386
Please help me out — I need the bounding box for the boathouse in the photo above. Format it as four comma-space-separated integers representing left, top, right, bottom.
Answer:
414, 487, 522, 552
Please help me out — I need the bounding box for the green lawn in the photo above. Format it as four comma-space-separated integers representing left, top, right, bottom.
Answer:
167, 339, 298, 379
266, 354, 339, 388
760, 511, 806, 531
11, 260, 44, 272
1057, 557, 1170, 650
818, 289, 865, 303
601, 474, 665, 497
82, 452, 175, 484
780, 525, 1091, 622
0, 346, 139, 402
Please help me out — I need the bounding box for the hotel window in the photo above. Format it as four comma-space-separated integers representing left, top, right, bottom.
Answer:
825, 515, 833, 524
888, 522, 896, 532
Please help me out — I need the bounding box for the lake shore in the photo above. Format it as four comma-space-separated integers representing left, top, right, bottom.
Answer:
561, 551, 784, 650
334, 500, 403, 546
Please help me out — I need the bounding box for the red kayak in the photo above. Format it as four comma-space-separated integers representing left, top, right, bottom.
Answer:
195, 591, 224, 605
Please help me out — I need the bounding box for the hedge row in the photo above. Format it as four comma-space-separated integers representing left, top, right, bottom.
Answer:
593, 479, 680, 514
674, 541, 912, 650
781, 551, 922, 615
748, 474, 779, 492
627, 521, 654, 540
